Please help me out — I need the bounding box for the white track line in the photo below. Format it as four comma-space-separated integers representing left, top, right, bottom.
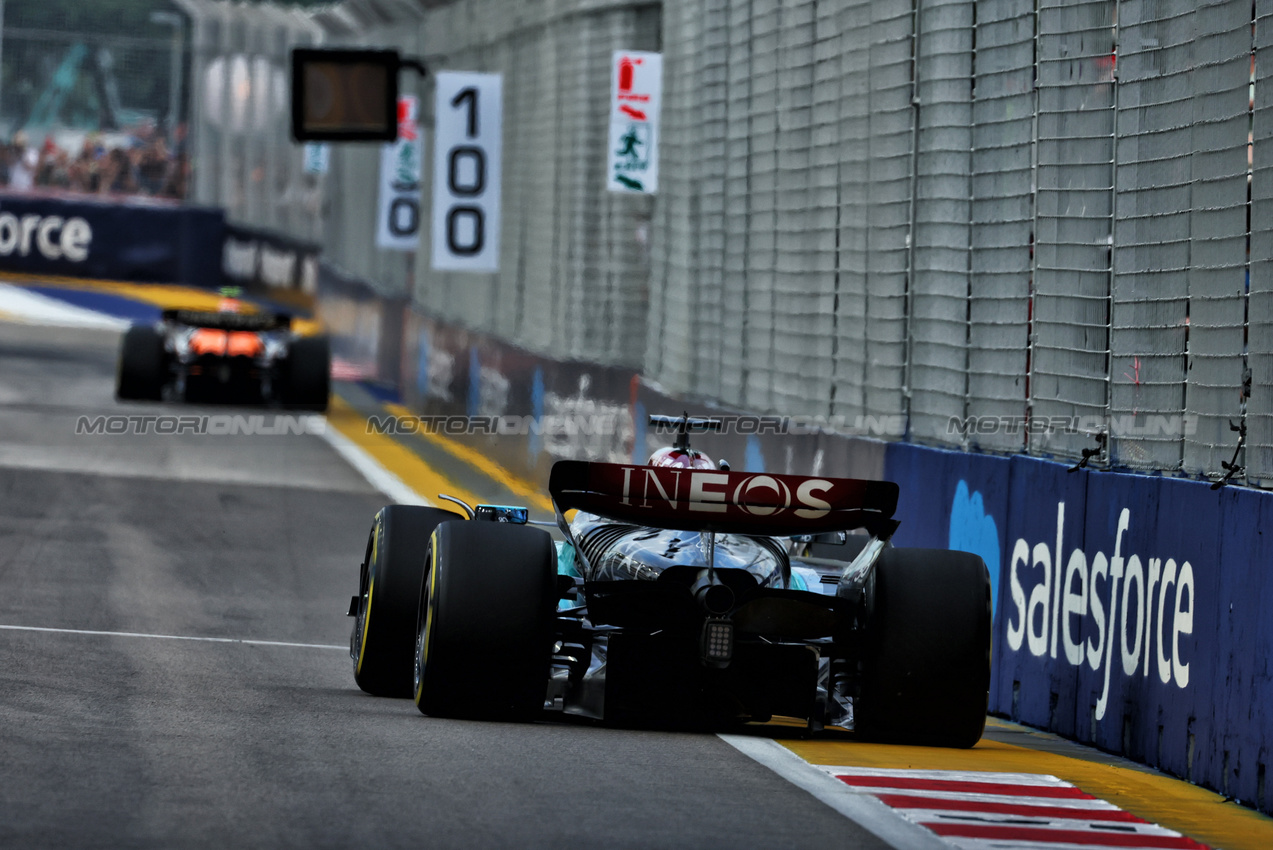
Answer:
718, 735, 955, 850
0, 623, 345, 650
318, 421, 431, 506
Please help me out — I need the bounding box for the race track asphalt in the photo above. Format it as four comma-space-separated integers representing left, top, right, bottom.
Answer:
0, 322, 892, 850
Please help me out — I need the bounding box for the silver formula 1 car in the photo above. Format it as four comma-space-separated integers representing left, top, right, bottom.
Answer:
115, 301, 330, 410
349, 415, 990, 747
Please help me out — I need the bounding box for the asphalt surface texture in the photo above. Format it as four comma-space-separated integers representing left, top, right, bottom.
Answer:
0, 322, 891, 850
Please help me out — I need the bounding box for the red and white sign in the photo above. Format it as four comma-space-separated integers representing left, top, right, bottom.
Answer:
376, 95, 423, 251
607, 51, 662, 194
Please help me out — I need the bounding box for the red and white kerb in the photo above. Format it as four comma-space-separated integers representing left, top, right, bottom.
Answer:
822, 768, 1209, 850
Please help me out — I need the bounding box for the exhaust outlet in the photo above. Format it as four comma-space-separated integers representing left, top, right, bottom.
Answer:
692, 569, 735, 615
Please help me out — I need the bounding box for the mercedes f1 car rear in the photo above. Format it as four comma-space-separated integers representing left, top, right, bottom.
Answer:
349, 416, 990, 747
115, 304, 330, 410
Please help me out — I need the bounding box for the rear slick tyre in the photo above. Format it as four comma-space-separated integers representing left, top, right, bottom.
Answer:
855, 547, 991, 748
413, 521, 557, 720
116, 325, 166, 400
351, 506, 463, 697
284, 335, 330, 411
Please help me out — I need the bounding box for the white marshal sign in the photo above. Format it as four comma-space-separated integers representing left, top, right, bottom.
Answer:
376, 96, 423, 251
607, 51, 662, 194
431, 72, 503, 272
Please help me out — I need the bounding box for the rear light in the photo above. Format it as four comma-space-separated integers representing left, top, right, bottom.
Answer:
700, 618, 733, 667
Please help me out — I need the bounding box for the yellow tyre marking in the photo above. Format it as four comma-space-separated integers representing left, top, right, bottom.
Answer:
415, 534, 439, 705
355, 520, 380, 675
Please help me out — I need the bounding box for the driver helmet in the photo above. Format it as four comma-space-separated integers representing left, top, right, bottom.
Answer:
647, 446, 716, 470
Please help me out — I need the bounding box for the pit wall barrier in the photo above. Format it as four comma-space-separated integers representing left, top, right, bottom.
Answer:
315, 263, 391, 383
331, 299, 1273, 816
399, 310, 638, 485
0, 192, 224, 288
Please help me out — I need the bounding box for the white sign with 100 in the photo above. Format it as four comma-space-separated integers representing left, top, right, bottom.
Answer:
431, 72, 503, 272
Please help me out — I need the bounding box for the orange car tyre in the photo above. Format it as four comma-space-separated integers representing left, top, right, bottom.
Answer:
116, 325, 166, 401
284, 335, 330, 411
413, 521, 556, 720
855, 547, 991, 748
352, 505, 464, 698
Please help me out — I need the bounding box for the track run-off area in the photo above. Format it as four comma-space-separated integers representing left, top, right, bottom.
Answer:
1, 279, 1270, 850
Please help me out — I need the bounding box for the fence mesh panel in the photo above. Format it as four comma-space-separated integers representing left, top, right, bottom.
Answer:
771, 0, 836, 419
1180, 0, 1251, 477
647, 0, 706, 394
834, 0, 914, 425
1250, 6, 1273, 484
966, 0, 1035, 453
1108, 0, 1194, 471
1028, 0, 1116, 460
908, 0, 974, 443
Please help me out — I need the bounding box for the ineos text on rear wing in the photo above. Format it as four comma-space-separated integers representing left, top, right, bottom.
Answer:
548, 461, 898, 537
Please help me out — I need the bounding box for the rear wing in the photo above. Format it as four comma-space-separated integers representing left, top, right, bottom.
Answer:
548, 461, 898, 537
162, 308, 292, 332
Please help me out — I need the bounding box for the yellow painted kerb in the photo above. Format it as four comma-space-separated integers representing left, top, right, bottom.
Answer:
382, 402, 555, 514
325, 396, 485, 510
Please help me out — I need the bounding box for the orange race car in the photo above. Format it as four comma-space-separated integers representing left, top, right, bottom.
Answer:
115, 299, 330, 410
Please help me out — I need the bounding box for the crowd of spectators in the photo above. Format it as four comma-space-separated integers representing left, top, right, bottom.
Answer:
0, 125, 189, 200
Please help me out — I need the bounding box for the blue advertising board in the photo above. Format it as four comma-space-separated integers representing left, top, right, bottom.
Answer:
883, 441, 1273, 813
0, 193, 224, 288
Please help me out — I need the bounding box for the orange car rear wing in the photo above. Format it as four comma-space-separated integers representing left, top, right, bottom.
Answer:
163, 308, 291, 332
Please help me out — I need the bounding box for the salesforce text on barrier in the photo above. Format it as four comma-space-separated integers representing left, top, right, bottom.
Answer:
1005, 505, 1194, 721
0, 213, 91, 262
